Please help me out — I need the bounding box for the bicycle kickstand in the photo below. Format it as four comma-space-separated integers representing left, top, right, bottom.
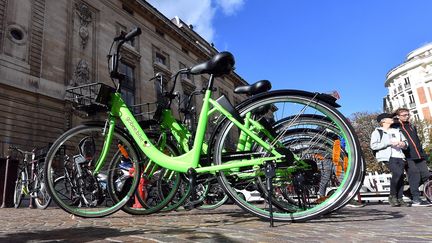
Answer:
184, 168, 203, 210
265, 161, 276, 227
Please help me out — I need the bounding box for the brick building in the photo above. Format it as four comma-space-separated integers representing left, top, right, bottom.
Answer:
0, 0, 247, 156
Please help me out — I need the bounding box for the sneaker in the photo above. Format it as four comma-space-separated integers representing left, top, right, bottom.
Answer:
346, 199, 365, 208
411, 200, 431, 207
388, 195, 400, 207
397, 198, 411, 207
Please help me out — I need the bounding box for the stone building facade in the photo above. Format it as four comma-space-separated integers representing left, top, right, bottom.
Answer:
384, 43, 432, 120
0, 0, 247, 156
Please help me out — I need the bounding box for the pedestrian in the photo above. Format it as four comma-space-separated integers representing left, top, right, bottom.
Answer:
314, 140, 364, 208
370, 112, 410, 207
392, 108, 431, 207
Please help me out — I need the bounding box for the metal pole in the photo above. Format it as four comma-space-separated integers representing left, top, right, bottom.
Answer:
1, 156, 11, 208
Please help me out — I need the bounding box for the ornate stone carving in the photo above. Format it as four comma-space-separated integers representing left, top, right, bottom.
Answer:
75, 2, 92, 49
72, 59, 90, 86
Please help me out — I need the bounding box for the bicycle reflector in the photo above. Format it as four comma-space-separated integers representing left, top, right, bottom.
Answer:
79, 136, 96, 160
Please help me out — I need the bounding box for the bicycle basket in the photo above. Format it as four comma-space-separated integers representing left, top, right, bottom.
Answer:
65, 83, 114, 114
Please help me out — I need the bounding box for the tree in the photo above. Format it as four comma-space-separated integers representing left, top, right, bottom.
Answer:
411, 118, 432, 168
349, 111, 388, 172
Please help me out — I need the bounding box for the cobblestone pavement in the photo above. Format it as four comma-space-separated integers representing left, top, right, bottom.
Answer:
0, 203, 431, 242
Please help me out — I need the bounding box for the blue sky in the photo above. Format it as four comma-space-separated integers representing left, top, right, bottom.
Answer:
147, 0, 432, 117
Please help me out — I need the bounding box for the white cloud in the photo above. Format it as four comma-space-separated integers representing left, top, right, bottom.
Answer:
147, 0, 215, 41
147, 0, 244, 42
216, 0, 245, 16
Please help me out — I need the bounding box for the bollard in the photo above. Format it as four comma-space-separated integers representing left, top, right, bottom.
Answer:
1, 156, 11, 208
0, 156, 19, 208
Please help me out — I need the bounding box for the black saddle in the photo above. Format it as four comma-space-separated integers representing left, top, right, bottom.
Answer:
234, 80, 272, 96
189, 52, 235, 77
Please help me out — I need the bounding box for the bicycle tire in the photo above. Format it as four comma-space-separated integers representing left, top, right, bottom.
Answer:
13, 169, 24, 208
423, 180, 432, 203
258, 114, 364, 211
108, 133, 182, 215
44, 124, 141, 218
214, 91, 363, 222
34, 166, 51, 209
197, 182, 229, 210
257, 97, 365, 213
160, 176, 190, 212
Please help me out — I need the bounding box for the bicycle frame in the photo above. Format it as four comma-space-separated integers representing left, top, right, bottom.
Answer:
94, 85, 284, 174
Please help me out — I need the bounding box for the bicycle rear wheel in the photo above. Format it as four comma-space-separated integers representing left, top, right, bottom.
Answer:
214, 91, 363, 222
44, 124, 141, 218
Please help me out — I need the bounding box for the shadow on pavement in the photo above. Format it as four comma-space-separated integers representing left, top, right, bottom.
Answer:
309, 207, 405, 223
0, 227, 141, 242
0, 226, 243, 243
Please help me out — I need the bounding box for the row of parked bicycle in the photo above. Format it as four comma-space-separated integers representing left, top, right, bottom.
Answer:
13, 27, 365, 225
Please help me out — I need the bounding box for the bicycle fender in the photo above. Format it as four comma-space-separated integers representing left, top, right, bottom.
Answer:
236, 89, 341, 109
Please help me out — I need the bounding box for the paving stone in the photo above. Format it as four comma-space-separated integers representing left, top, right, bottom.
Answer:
0, 203, 431, 242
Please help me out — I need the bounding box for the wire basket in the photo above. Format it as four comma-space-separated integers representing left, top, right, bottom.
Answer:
65, 83, 114, 114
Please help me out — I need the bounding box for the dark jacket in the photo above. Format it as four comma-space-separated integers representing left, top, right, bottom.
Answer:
392, 121, 427, 160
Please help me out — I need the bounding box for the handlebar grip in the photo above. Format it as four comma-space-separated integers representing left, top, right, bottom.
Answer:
124, 27, 142, 42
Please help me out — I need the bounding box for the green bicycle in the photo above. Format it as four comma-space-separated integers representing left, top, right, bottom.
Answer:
44, 27, 363, 222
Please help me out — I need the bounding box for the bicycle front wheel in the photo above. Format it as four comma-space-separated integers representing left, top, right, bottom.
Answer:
44, 124, 141, 218
108, 132, 182, 215
34, 166, 51, 209
214, 91, 363, 222
13, 169, 25, 208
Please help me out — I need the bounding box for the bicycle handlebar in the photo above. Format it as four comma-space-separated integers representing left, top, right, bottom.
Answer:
123, 27, 142, 42
110, 27, 142, 84
8, 146, 35, 160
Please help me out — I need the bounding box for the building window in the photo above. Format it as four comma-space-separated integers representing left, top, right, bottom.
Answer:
153, 46, 169, 68
397, 84, 403, 92
155, 53, 166, 65
182, 83, 196, 112
404, 77, 411, 88
400, 94, 406, 106
409, 92, 415, 104
119, 61, 135, 106
413, 110, 419, 121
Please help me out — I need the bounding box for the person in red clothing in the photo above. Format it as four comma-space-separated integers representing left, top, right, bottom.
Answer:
392, 108, 431, 206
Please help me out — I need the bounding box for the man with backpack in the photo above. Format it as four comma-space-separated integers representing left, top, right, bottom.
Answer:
392, 108, 431, 207
370, 113, 409, 207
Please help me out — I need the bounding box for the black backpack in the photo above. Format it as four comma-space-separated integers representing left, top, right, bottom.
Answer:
372, 129, 384, 157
